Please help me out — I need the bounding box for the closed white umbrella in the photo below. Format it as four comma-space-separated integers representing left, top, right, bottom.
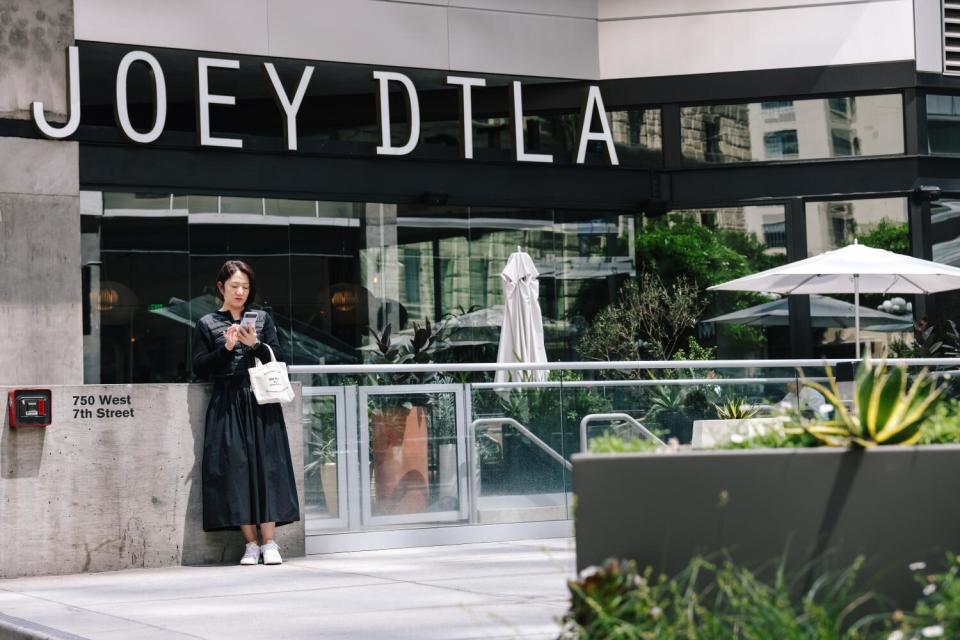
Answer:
708, 242, 960, 357
495, 248, 548, 383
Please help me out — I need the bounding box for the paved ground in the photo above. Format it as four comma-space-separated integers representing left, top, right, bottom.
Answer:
0, 538, 574, 640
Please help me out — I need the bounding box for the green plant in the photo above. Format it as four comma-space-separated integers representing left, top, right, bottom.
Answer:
671, 336, 717, 362
889, 553, 960, 640
801, 356, 944, 448
917, 397, 960, 445
577, 273, 706, 369
588, 433, 663, 453
714, 398, 760, 420
718, 423, 821, 449
648, 384, 685, 413
365, 318, 454, 413
559, 555, 883, 639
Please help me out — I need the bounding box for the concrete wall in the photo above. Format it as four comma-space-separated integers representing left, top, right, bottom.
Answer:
0, 383, 305, 578
0, 0, 72, 120
0, 0, 81, 387
73, 0, 925, 81
74, 0, 601, 79
0, 137, 81, 386
915, 0, 943, 73
598, 0, 916, 78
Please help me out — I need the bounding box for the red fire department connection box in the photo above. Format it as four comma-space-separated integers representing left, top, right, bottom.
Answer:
7, 389, 52, 428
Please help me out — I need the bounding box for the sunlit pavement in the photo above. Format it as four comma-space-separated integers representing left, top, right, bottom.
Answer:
0, 538, 574, 640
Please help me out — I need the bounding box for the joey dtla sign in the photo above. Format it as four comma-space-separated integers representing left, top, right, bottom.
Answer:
32, 46, 621, 165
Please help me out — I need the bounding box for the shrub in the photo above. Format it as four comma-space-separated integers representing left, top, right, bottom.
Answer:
588, 433, 663, 453
559, 555, 882, 639
891, 553, 960, 639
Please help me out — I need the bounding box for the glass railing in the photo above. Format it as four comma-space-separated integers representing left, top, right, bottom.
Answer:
291, 358, 960, 535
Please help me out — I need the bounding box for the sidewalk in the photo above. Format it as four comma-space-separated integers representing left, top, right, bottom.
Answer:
0, 538, 573, 640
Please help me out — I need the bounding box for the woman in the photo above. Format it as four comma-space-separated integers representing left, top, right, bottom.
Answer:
192, 260, 300, 566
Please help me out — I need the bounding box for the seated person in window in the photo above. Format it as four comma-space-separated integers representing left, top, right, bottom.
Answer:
779, 381, 829, 418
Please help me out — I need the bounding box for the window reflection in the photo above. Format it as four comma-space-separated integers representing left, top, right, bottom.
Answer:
647, 207, 788, 359
805, 198, 911, 358
931, 199, 960, 329
927, 94, 960, 154
83, 199, 190, 384
681, 94, 903, 164
82, 192, 638, 382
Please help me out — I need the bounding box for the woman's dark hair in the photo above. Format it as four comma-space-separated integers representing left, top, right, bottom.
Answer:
215, 260, 257, 307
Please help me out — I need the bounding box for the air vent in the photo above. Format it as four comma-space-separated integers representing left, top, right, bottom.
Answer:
945, 1, 960, 74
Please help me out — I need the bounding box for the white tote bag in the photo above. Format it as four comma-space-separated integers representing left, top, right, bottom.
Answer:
248, 344, 295, 404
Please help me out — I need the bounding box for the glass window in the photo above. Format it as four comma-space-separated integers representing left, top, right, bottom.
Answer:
265, 199, 316, 217
805, 197, 909, 256
470, 108, 661, 166
221, 196, 264, 215
82, 193, 190, 384
638, 206, 789, 360
805, 198, 911, 358
927, 94, 960, 154
931, 198, 960, 330
763, 130, 798, 159
681, 93, 903, 164
82, 193, 636, 380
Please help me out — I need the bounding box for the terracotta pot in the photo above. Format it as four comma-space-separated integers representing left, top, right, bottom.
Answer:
370, 406, 428, 515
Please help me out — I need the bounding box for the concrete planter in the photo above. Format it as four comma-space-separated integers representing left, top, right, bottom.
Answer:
573, 445, 960, 606
691, 417, 787, 447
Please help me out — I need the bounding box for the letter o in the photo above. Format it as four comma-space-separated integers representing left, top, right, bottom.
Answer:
115, 50, 167, 144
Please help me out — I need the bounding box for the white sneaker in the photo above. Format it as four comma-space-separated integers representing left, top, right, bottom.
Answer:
240, 542, 261, 566
261, 540, 282, 565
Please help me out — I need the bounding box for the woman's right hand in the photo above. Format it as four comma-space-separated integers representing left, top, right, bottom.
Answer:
224, 324, 240, 351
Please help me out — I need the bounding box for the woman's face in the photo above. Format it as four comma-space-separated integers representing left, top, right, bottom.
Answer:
219, 271, 251, 309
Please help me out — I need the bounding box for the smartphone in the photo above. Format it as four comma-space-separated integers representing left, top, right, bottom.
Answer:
240, 311, 258, 330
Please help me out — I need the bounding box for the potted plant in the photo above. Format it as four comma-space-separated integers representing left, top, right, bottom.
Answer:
303, 397, 339, 516
366, 319, 449, 515
691, 397, 786, 447
572, 355, 960, 607
428, 383, 459, 507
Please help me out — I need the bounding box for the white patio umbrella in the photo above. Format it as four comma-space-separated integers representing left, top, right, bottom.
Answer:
708, 242, 960, 357
495, 248, 548, 383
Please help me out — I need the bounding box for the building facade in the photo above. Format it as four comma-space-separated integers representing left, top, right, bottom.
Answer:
2, 0, 959, 386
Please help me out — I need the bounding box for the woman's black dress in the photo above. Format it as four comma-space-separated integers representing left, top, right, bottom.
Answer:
192, 308, 300, 531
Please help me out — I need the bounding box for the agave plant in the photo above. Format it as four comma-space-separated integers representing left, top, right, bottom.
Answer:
714, 398, 759, 420
800, 355, 943, 447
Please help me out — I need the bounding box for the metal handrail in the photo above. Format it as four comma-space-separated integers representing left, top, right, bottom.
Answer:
469, 418, 572, 472
467, 417, 573, 524
580, 413, 666, 452
290, 357, 960, 375
472, 376, 823, 390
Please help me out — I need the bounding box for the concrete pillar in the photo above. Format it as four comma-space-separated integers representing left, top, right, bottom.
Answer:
0, 0, 81, 385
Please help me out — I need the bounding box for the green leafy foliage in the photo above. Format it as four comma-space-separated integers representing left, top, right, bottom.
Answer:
801, 357, 944, 448
891, 553, 960, 639
588, 433, 663, 453
559, 556, 883, 639
577, 274, 706, 368
365, 317, 456, 411
636, 218, 752, 289
856, 219, 910, 255
917, 398, 960, 445
671, 336, 717, 362
717, 424, 821, 450
714, 398, 760, 420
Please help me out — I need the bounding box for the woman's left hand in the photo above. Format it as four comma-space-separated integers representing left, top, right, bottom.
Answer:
237, 324, 259, 347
